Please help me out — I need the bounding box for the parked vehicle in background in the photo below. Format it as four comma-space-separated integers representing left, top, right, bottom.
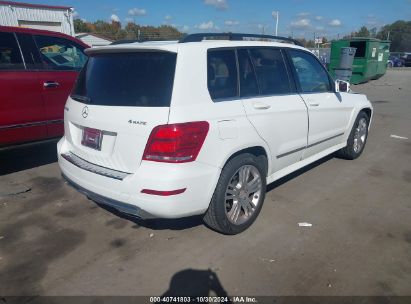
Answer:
387, 55, 404, 67
402, 53, 411, 67
0, 26, 89, 148
58, 33, 373, 235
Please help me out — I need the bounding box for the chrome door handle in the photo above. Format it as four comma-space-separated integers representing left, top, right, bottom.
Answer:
43, 81, 60, 88
253, 102, 271, 110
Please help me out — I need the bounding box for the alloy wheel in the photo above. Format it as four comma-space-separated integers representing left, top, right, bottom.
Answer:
353, 117, 368, 153
224, 165, 262, 225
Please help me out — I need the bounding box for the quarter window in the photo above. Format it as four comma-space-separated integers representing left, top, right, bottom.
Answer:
249, 48, 292, 95
207, 49, 238, 101
289, 50, 331, 93
34, 35, 87, 71
0, 32, 24, 70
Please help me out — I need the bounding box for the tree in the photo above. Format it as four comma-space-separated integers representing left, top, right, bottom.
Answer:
74, 19, 91, 33
376, 20, 411, 52
355, 26, 370, 38
75, 19, 185, 42
306, 39, 315, 48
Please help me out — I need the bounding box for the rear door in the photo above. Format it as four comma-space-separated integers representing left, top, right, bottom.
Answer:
238, 47, 308, 174
287, 49, 353, 159
33, 34, 87, 138
0, 31, 47, 146
65, 51, 177, 173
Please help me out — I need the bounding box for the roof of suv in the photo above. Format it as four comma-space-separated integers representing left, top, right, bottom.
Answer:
86, 39, 306, 55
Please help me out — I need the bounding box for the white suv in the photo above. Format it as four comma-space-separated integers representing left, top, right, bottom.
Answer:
58, 33, 372, 234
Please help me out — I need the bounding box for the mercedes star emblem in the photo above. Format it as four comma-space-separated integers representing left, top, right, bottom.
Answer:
82, 106, 89, 118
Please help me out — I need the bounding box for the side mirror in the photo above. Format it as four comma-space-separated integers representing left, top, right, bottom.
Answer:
335, 80, 350, 93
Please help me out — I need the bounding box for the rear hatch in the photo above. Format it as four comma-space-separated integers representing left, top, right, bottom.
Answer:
65, 47, 177, 173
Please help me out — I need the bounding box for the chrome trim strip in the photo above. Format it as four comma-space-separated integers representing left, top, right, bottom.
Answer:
62, 174, 153, 219
0, 119, 64, 130
307, 132, 345, 149
277, 146, 306, 159
276, 132, 345, 159
61, 152, 129, 180
47, 119, 64, 125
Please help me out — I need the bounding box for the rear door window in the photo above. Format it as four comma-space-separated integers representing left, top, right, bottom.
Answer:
207, 49, 238, 101
0, 32, 25, 70
249, 48, 292, 95
237, 49, 259, 98
34, 35, 87, 71
72, 52, 177, 107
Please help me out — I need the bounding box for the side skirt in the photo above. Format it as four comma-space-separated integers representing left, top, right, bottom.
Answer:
267, 142, 346, 185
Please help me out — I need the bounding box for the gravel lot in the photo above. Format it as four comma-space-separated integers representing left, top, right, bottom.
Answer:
0, 69, 410, 297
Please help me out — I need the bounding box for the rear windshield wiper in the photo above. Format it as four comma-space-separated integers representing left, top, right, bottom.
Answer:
71, 94, 92, 103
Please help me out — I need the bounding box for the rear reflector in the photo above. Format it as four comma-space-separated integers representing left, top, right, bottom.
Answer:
141, 188, 186, 196
142, 121, 209, 163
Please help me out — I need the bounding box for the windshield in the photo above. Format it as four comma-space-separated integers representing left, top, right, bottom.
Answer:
71, 52, 177, 107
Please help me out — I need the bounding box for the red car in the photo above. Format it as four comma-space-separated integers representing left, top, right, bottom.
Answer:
0, 26, 89, 148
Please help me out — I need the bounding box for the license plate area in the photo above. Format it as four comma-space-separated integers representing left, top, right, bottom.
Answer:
81, 127, 103, 150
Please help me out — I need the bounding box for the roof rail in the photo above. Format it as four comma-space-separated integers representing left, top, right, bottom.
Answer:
111, 38, 181, 45
111, 39, 140, 45
179, 33, 303, 46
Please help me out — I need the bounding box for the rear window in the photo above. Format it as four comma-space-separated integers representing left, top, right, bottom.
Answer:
71, 52, 177, 107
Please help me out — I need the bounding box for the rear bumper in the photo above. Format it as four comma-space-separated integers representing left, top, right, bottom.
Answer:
58, 137, 221, 219
63, 173, 153, 219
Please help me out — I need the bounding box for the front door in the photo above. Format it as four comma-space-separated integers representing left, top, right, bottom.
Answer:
287, 49, 353, 159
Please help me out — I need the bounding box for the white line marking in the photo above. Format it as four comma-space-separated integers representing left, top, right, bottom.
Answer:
390, 135, 408, 140
298, 222, 312, 227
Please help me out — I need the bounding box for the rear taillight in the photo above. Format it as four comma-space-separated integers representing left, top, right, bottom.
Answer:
142, 121, 209, 163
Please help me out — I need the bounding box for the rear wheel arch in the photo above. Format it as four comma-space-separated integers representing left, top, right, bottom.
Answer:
222, 146, 269, 176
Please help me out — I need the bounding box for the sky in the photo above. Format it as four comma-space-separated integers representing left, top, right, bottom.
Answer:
16, 0, 411, 39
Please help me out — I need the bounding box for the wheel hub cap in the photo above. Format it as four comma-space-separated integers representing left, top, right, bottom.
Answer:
353, 118, 368, 153
224, 165, 262, 225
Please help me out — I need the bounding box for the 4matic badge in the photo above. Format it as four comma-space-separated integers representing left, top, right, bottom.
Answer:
128, 120, 147, 126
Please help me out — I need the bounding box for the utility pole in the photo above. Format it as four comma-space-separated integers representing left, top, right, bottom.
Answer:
313, 32, 316, 48
272, 11, 279, 36
387, 31, 390, 40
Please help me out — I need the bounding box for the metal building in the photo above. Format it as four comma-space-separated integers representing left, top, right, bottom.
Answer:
75, 33, 113, 47
0, 0, 74, 36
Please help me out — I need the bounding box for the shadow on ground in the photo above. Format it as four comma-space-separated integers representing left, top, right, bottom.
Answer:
0, 140, 59, 176
162, 269, 230, 297
98, 203, 204, 231
267, 154, 334, 192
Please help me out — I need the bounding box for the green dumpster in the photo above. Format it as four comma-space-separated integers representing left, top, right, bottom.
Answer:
375, 40, 391, 78
329, 38, 382, 84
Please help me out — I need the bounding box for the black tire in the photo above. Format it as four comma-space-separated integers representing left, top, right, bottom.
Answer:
336, 111, 369, 160
203, 153, 267, 235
